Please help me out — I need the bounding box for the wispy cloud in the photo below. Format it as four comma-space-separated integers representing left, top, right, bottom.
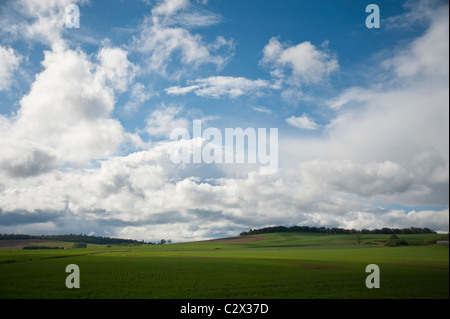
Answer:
166, 76, 274, 98
383, 6, 449, 79
325, 87, 376, 110
133, 0, 234, 77
0, 46, 22, 91
286, 114, 320, 130
0, 0, 89, 49
384, 0, 442, 29
124, 83, 154, 113
251, 106, 273, 114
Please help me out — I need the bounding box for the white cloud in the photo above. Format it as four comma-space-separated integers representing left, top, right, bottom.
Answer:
0, 0, 89, 49
251, 106, 273, 114
151, 0, 221, 28
261, 37, 339, 85
133, 0, 234, 76
0, 141, 448, 242
96, 46, 139, 93
2, 106, 445, 239
0, 0, 447, 241
0, 46, 22, 91
0, 47, 144, 172
286, 114, 320, 130
152, 0, 190, 17
325, 87, 376, 110
297, 159, 414, 199
379, 209, 449, 232
384, 5, 449, 79
280, 88, 305, 105
166, 10, 223, 28
166, 76, 273, 98
145, 105, 189, 138
280, 5, 448, 212
0, 139, 58, 178
282, 78, 449, 186
317, 5, 449, 160
384, 0, 442, 29
135, 24, 229, 75
124, 82, 153, 113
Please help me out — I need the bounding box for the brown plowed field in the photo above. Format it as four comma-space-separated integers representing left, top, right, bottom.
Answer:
0, 239, 65, 249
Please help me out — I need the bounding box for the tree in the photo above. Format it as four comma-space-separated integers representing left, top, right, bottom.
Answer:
385, 234, 407, 247
355, 233, 361, 244
72, 242, 87, 248
160, 239, 166, 245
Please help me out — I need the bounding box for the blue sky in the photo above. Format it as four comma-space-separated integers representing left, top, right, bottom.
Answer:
0, 0, 448, 241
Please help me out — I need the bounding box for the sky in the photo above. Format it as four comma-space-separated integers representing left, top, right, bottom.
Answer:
0, 0, 448, 242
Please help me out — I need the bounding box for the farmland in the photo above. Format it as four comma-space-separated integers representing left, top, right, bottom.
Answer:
0, 232, 448, 299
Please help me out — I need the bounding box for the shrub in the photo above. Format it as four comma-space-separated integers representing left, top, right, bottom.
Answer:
423, 238, 438, 245
72, 242, 87, 248
385, 234, 408, 247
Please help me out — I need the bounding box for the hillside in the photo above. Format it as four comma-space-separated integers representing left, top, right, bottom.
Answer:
239, 225, 437, 236
0, 233, 146, 245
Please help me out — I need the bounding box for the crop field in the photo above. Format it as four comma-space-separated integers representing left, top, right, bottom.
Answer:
0, 233, 448, 299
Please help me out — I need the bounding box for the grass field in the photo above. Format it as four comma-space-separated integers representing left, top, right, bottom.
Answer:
0, 233, 448, 299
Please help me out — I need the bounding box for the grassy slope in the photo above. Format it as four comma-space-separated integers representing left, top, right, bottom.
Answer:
0, 233, 447, 299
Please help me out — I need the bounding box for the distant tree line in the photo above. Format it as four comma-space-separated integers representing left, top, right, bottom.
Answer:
23, 246, 65, 250
239, 226, 436, 236
0, 233, 147, 245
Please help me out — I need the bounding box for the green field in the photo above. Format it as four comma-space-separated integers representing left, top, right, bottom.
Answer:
0, 233, 448, 299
